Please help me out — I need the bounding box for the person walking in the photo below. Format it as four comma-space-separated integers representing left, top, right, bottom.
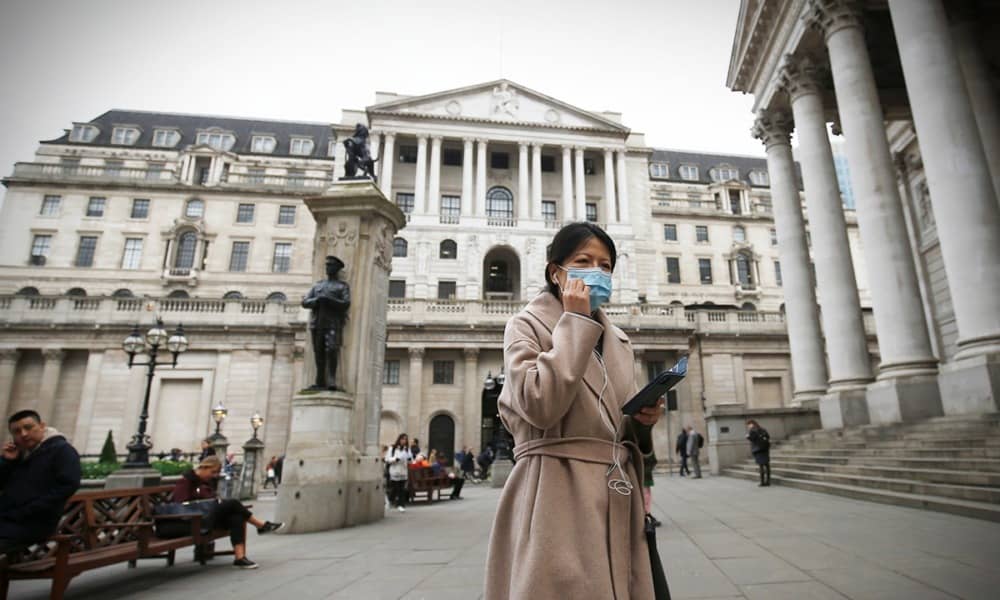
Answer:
675, 429, 690, 476
484, 222, 667, 600
262, 456, 278, 489
385, 433, 412, 512
274, 454, 284, 485
686, 425, 703, 479
460, 447, 476, 479
746, 419, 771, 487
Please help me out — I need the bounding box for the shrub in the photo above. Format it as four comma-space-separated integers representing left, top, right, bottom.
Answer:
79, 460, 193, 480
99, 430, 118, 464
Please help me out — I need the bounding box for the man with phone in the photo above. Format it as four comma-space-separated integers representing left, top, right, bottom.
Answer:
0, 410, 82, 554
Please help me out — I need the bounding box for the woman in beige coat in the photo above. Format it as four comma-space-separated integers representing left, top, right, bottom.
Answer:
485, 222, 664, 599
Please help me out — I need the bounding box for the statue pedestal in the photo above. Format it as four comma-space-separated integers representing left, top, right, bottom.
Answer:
274, 180, 405, 533
491, 459, 514, 488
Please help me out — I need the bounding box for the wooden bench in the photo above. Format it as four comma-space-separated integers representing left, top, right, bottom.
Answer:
0, 485, 243, 600
407, 466, 455, 502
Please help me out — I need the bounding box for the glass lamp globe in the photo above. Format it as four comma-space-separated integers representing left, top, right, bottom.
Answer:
146, 320, 168, 347
496, 370, 506, 387
250, 411, 264, 431
212, 403, 228, 424
483, 371, 496, 391
166, 324, 189, 354
122, 325, 144, 354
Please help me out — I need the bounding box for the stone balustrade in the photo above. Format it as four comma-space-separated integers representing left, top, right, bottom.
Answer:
9, 162, 177, 185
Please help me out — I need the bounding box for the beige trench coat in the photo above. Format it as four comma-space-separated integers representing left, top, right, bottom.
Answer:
484, 292, 655, 600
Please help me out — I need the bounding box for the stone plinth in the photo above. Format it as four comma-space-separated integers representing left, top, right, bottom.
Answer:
274, 180, 405, 533
104, 468, 161, 489
819, 388, 870, 430
938, 353, 1000, 416
491, 458, 513, 488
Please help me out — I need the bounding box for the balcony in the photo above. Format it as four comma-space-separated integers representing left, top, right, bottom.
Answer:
439, 214, 461, 225
222, 172, 332, 190
8, 162, 178, 186
486, 216, 518, 228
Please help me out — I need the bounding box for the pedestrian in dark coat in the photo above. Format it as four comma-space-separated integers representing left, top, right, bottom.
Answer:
746, 419, 771, 486
675, 429, 690, 476
0, 410, 81, 552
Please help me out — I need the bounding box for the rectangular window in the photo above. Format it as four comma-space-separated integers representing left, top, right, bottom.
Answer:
146, 162, 165, 181
287, 169, 304, 187
75, 236, 98, 267
130, 198, 150, 219
679, 165, 699, 181
696, 225, 709, 242
729, 190, 742, 215
248, 167, 265, 184
584, 158, 596, 175
541, 155, 556, 172
30, 234, 52, 259
40, 195, 61, 216
289, 137, 315, 156
86, 197, 106, 217
236, 203, 255, 223
542, 200, 557, 222
490, 152, 509, 169
121, 238, 143, 269
111, 127, 139, 145
770, 228, 778, 246
399, 145, 418, 163
272, 242, 292, 273
663, 224, 677, 241
441, 195, 461, 219
774, 261, 782, 287
396, 193, 415, 214
666, 257, 681, 284
586, 203, 597, 222
251, 135, 276, 154
698, 258, 713, 284
105, 160, 123, 177
153, 129, 180, 147
383, 360, 400, 385
229, 241, 250, 272
388, 279, 406, 298
278, 205, 296, 225
442, 148, 462, 166
433, 360, 455, 384
437, 280, 457, 300
649, 163, 669, 178
647, 361, 666, 383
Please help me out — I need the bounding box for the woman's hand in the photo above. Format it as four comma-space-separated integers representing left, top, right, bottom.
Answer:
561, 277, 591, 315
633, 397, 665, 427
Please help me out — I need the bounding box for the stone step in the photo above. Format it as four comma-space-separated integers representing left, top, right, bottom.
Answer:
721, 469, 1000, 522
726, 463, 1000, 503
769, 446, 1000, 459
777, 436, 1000, 451
767, 453, 1000, 472
767, 459, 1000, 486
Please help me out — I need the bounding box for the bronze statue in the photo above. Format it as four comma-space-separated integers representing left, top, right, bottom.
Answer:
342, 123, 378, 181
302, 256, 351, 390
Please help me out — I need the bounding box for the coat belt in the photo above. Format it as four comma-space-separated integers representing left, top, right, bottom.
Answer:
512, 436, 637, 467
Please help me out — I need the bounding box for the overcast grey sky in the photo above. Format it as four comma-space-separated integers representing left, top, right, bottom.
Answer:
0, 0, 759, 183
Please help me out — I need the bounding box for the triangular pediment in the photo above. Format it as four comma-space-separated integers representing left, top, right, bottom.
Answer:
367, 79, 629, 133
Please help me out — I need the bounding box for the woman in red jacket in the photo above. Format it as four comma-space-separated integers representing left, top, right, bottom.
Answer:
172, 456, 283, 569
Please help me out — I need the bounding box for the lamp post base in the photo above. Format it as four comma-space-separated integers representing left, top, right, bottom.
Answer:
105, 467, 161, 489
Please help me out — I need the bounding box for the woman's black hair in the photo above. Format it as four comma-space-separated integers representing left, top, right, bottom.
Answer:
544, 221, 617, 298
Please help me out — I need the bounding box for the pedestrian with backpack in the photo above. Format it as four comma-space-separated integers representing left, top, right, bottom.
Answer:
746, 419, 771, 486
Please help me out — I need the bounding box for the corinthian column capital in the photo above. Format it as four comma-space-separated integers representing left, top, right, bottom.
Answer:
777, 55, 830, 100
751, 110, 794, 149
804, 0, 863, 40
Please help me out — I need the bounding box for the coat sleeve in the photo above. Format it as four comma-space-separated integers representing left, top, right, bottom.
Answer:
501, 311, 604, 431
171, 476, 194, 502
5, 443, 81, 521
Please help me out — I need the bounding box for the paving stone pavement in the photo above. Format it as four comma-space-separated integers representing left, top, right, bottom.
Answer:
12, 475, 1000, 599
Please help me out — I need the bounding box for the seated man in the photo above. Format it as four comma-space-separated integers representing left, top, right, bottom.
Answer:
0, 410, 82, 554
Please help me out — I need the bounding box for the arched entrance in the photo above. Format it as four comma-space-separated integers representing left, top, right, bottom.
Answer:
483, 246, 521, 301
428, 413, 456, 464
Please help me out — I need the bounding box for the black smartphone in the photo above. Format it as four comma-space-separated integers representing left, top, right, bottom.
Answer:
621, 356, 687, 416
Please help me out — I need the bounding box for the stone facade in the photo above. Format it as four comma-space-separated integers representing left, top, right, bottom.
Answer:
0, 80, 875, 468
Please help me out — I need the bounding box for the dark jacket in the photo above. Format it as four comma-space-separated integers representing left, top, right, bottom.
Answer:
0, 431, 82, 543
676, 431, 689, 456
171, 470, 217, 502
748, 427, 771, 455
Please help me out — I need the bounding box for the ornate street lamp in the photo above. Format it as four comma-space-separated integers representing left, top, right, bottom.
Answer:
211, 402, 228, 436
121, 319, 188, 469
250, 411, 264, 441
240, 411, 266, 500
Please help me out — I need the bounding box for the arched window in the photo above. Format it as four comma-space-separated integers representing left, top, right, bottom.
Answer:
733, 225, 746, 242
167, 289, 190, 299
740, 302, 756, 311
439, 239, 457, 259
392, 237, 408, 258
486, 186, 514, 219
15, 286, 40, 296
736, 253, 754, 286
66, 287, 87, 297
223, 291, 244, 300
112, 288, 134, 298
266, 291, 287, 303
174, 232, 197, 269
185, 198, 205, 219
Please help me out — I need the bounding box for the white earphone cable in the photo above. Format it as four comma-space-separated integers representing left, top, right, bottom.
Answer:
592, 349, 633, 497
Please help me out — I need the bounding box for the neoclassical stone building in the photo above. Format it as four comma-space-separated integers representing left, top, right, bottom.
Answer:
728, 0, 1000, 427
0, 79, 873, 465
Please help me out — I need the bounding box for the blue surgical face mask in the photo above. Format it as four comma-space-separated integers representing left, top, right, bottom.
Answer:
558, 266, 613, 312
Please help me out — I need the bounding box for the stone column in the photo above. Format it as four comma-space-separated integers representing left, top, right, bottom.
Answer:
463, 347, 480, 451
518, 142, 530, 220
414, 135, 428, 213
462, 138, 474, 216
0, 349, 20, 423
616, 150, 631, 224
890, 0, 1000, 414
476, 139, 488, 216
531, 144, 543, 219
379, 132, 396, 200
561, 146, 574, 220
574, 147, 588, 222
951, 15, 1000, 205
73, 349, 105, 453
37, 349, 65, 421
370, 133, 381, 180
427, 136, 442, 217
603, 149, 617, 223
406, 347, 424, 437
752, 112, 829, 410
808, 0, 941, 424
778, 59, 874, 424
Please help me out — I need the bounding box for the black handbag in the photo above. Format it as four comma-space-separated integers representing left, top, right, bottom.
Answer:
153, 499, 218, 538
645, 514, 672, 600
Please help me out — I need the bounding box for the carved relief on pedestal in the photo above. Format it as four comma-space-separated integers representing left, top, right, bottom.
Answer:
373, 223, 394, 273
